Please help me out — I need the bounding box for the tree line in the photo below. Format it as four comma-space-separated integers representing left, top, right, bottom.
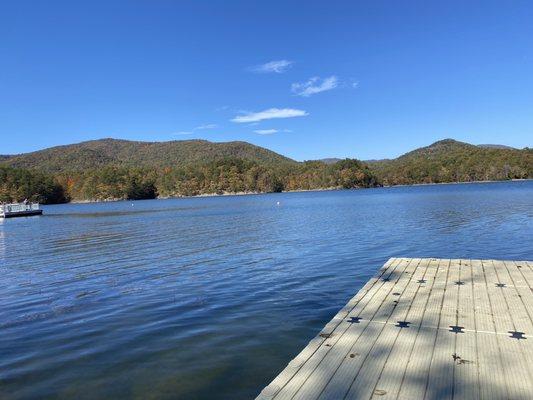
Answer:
2, 144, 531, 204
0, 167, 67, 204
370, 145, 532, 186
0, 158, 378, 203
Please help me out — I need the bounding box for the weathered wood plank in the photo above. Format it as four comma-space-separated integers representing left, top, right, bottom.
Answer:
396, 259, 447, 399
471, 259, 508, 400
518, 260, 533, 289
297, 258, 417, 400
424, 258, 456, 400
256, 258, 533, 400
314, 258, 421, 400
483, 259, 532, 398
365, 259, 437, 399
453, 259, 480, 399
341, 259, 429, 399
256, 258, 404, 400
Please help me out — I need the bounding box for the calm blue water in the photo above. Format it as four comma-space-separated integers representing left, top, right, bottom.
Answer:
1, 181, 532, 399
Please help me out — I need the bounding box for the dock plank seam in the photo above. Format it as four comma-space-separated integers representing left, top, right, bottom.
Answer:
422, 259, 452, 400
337, 259, 426, 399
367, 259, 437, 398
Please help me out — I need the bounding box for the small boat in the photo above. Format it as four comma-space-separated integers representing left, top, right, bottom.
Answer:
0, 203, 43, 218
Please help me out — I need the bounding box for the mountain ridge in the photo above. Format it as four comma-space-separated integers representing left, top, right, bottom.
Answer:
368, 138, 531, 185
0, 137, 530, 204
1, 138, 297, 173
2, 137, 526, 169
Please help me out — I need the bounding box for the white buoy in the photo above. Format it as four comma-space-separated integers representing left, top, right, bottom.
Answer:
276, 201, 280, 206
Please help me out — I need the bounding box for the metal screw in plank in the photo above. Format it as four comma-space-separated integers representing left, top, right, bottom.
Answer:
508, 331, 526, 340
449, 325, 465, 334
396, 321, 411, 328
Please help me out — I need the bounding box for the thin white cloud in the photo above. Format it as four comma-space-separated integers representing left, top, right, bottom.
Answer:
250, 60, 293, 74
291, 76, 338, 97
174, 123, 217, 136
254, 129, 278, 135
253, 128, 293, 135
232, 108, 308, 123
195, 123, 217, 130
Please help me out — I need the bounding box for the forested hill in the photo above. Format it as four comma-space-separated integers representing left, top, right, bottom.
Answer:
1, 138, 297, 173
0, 139, 377, 203
369, 139, 532, 185
0, 138, 531, 204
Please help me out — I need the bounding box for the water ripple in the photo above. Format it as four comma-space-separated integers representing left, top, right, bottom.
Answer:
0, 181, 532, 399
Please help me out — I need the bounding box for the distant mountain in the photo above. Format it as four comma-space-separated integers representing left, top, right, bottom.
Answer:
363, 158, 391, 164
317, 158, 342, 165
369, 139, 532, 185
0, 139, 378, 203
1, 137, 530, 204
1, 138, 297, 173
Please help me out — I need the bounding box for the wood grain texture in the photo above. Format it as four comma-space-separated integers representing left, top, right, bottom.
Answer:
256, 258, 533, 400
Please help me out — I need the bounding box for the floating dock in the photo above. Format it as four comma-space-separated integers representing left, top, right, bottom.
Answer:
257, 258, 533, 400
0, 203, 42, 218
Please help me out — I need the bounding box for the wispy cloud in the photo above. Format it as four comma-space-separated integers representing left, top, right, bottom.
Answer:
254, 129, 278, 135
249, 60, 293, 74
254, 128, 293, 135
232, 108, 308, 123
173, 123, 217, 136
291, 76, 338, 97
195, 123, 217, 130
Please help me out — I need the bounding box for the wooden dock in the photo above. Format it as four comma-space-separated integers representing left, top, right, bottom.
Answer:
257, 258, 533, 400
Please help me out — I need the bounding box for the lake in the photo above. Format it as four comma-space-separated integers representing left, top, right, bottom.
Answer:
1, 181, 532, 399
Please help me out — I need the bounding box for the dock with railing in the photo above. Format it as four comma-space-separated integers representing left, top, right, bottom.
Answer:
0, 203, 43, 218
256, 257, 533, 400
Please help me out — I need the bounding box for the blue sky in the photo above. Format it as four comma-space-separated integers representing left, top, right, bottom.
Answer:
1, 1, 532, 160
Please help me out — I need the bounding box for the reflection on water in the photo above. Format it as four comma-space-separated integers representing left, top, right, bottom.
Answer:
0, 181, 532, 399
0, 219, 5, 261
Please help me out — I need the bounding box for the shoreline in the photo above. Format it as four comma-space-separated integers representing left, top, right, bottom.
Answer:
69, 186, 342, 203
66, 179, 531, 204
381, 178, 531, 188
